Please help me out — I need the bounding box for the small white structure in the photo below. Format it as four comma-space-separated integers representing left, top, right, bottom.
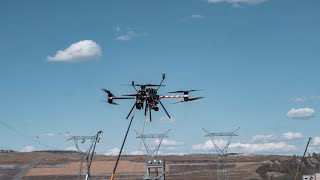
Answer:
302, 173, 320, 180
302, 175, 315, 180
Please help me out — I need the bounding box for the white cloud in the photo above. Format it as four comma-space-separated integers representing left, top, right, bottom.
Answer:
229, 142, 297, 153
130, 150, 146, 155
208, 0, 267, 6
47, 40, 102, 62
116, 30, 139, 41
66, 146, 77, 151
159, 116, 175, 123
191, 14, 205, 19
312, 137, 320, 146
309, 146, 320, 153
252, 134, 277, 142
290, 96, 320, 102
37, 133, 54, 138
193, 140, 297, 153
282, 132, 303, 140
192, 139, 227, 151
290, 96, 307, 103
21, 145, 36, 152
104, 148, 120, 156
154, 139, 184, 146
286, 108, 315, 119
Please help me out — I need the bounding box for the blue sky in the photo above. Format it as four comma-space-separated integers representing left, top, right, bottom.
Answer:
1, 0, 320, 155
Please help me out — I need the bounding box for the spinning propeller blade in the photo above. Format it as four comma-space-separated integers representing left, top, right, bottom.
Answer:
172, 97, 204, 104
134, 84, 166, 87
105, 101, 119, 105
168, 89, 204, 93
102, 89, 114, 96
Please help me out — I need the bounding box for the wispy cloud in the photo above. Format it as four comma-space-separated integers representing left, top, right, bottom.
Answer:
66, 146, 77, 151
115, 26, 145, 41
192, 140, 297, 153
130, 150, 146, 155
21, 145, 36, 152
159, 116, 175, 123
191, 14, 205, 19
37, 133, 55, 138
154, 139, 184, 146
252, 134, 277, 143
104, 148, 120, 156
181, 14, 205, 22
286, 108, 315, 119
208, 0, 267, 7
116, 30, 139, 41
312, 137, 320, 146
282, 132, 303, 140
290, 96, 320, 103
47, 40, 102, 62
229, 142, 297, 153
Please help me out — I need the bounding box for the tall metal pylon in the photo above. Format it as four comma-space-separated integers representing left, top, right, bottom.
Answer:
202, 127, 239, 180
68, 130, 103, 180
135, 129, 171, 180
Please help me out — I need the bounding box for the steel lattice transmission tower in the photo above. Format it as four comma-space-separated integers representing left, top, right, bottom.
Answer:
202, 127, 239, 180
68, 130, 103, 180
135, 129, 171, 180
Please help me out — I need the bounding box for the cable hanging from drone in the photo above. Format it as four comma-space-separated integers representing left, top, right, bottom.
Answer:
102, 74, 204, 122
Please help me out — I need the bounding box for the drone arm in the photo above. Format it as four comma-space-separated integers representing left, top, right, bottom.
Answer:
149, 105, 152, 122
131, 81, 138, 92
156, 73, 165, 91
144, 101, 148, 116
159, 95, 186, 99
159, 100, 171, 118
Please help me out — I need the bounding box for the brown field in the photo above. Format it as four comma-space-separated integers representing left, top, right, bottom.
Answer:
0, 151, 293, 180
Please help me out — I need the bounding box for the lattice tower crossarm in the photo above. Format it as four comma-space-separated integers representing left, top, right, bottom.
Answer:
67, 130, 103, 180
135, 129, 170, 180
135, 129, 170, 157
202, 127, 239, 180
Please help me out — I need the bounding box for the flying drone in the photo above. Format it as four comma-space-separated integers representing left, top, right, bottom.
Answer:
103, 74, 203, 122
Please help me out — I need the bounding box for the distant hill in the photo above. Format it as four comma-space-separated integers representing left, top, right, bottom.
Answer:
0, 150, 16, 153
256, 156, 320, 179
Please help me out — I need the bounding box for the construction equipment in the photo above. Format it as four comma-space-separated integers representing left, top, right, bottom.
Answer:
110, 111, 136, 180
294, 137, 312, 180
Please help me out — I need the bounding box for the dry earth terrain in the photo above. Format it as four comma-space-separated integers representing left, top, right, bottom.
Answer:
0, 151, 304, 180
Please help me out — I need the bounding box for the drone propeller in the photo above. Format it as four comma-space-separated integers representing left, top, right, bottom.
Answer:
168, 89, 204, 93
172, 97, 204, 104
104, 101, 119, 105
134, 84, 166, 87
102, 89, 114, 96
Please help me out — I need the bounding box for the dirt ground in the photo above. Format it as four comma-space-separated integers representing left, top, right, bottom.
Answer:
0, 152, 293, 180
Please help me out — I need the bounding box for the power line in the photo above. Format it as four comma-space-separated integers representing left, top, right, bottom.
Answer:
0, 120, 59, 150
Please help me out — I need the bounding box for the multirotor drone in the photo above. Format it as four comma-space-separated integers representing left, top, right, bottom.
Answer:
103, 74, 203, 122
